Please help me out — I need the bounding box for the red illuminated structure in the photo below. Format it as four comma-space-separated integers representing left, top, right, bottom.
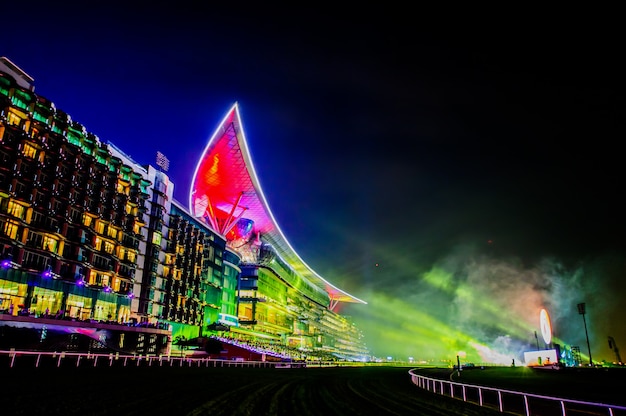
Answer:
189, 104, 368, 359
189, 103, 366, 311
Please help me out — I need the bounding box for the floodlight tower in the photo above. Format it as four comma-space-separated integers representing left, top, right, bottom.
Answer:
577, 303, 593, 366
608, 336, 622, 364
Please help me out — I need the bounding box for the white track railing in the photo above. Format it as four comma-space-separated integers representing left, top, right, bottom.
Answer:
408, 370, 626, 416
1, 349, 390, 369
0, 349, 306, 369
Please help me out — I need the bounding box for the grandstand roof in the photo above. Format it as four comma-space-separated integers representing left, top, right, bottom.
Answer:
189, 103, 366, 307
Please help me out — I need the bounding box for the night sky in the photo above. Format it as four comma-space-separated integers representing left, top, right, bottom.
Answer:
4, 4, 625, 363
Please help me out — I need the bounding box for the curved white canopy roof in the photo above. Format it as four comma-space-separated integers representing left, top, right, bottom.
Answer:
189, 103, 366, 308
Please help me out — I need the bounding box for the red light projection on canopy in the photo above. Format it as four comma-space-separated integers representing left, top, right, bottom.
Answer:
189, 103, 366, 307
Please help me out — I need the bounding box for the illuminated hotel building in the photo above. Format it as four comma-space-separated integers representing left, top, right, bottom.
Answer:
0, 57, 170, 354
0, 57, 368, 360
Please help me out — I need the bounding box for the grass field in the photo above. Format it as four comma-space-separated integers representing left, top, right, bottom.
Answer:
4, 361, 625, 415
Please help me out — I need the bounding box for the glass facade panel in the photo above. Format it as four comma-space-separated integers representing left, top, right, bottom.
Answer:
0, 278, 27, 314
30, 288, 63, 317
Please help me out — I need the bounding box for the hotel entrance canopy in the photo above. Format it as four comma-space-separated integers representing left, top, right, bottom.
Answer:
189, 103, 366, 308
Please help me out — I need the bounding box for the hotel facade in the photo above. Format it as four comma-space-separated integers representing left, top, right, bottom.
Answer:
0, 57, 368, 361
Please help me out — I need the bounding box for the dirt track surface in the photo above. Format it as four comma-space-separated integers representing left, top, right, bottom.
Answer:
6, 365, 503, 416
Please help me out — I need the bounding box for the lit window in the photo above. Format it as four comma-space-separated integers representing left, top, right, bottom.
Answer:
82, 214, 93, 227
22, 142, 37, 159
104, 240, 115, 254
7, 201, 26, 219
6, 111, 22, 126
94, 237, 102, 251
116, 180, 129, 195
3, 220, 19, 239
43, 236, 58, 253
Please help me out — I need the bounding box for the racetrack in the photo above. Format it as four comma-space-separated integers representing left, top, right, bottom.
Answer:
5, 365, 504, 416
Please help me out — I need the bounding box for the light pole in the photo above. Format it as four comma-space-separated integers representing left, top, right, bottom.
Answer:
534, 331, 540, 350
577, 302, 593, 366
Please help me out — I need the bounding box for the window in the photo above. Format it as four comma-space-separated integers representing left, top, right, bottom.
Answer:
33, 192, 45, 207
154, 175, 168, 194
27, 231, 43, 247
22, 142, 37, 159
125, 250, 136, 263
82, 214, 93, 228
107, 226, 118, 239
11, 93, 29, 110
3, 220, 19, 239
0, 150, 11, 165
0, 79, 9, 96
69, 207, 82, 223
95, 154, 107, 165
66, 131, 81, 147
153, 194, 166, 207
116, 180, 129, 195
21, 250, 48, 270
49, 199, 62, 213
110, 276, 121, 292
52, 181, 66, 196
7, 201, 26, 220
44, 217, 59, 233
43, 236, 59, 253
6, 111, 22, 126
103, 240, 115, 254
38, 172, 49, 185
88, 272, 109, 287
94, 220, 105, 234
70, 189, 80, 203
55, 163, 69, 177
